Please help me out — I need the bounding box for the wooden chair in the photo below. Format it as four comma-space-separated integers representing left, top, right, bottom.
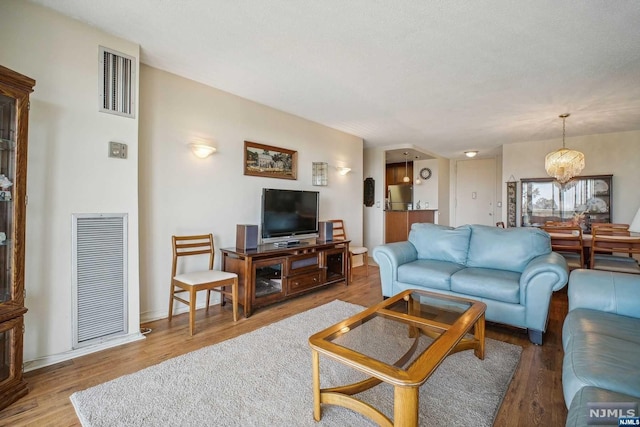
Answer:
169, 234, 238, 335
590, 223, 629, 235
328, 219, 368, 282
589, 228, 640, 274
496, 221, 505, 228
591, 223, 629, 231
541, 225, 584, 271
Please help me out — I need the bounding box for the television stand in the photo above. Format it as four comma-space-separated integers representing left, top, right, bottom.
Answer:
221, 239, 350, 317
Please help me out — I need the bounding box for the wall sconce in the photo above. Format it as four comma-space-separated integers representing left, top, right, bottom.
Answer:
336, 166, 352, 176
190, 143, 217, 159
465, 151, 478, 158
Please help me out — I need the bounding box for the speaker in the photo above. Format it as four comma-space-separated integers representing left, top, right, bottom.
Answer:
236, 224, 258, 250
318, 221, 333, 241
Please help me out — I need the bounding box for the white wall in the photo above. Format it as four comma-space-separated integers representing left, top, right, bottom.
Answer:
412, 159, 438, 210
503, 131, 640, 225
437, 158, 451, 225
363, 147, 385, 255
0, 0, 142, 366
138, 66, 363, 321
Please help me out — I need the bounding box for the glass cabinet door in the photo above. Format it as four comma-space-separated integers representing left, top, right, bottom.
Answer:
0, 64, 34, 412
521, 175, 612, 232
0, 93, 16, 304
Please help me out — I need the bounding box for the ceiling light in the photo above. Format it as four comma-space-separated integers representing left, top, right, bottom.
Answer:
190, 143, 217, 158
544, 113, 585, 184
465, 151, 478, 158
403, 152, 410, 182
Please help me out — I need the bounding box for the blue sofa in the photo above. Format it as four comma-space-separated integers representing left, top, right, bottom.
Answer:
563, 269, 640, 426
372, 223, 568, 344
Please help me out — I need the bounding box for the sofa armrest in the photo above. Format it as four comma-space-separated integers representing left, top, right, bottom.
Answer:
372, 242, 417, 297
520, 252, 569, 331
568, 269, 640, 319
520, 252, 569, 293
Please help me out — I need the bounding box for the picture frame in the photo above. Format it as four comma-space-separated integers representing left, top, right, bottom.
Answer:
244, 141, 297, 180
506, 180, 517, 228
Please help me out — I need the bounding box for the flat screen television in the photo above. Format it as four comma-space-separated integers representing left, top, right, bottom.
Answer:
261, 188, 319, 240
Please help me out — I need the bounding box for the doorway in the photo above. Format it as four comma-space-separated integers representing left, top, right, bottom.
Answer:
455, 158, 496, 227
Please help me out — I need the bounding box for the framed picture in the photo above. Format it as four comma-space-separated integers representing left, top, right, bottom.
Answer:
506, 180, 517, 228
244, 141, 297, 180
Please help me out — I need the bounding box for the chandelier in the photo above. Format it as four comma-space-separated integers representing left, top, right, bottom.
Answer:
544, 113, 585, 184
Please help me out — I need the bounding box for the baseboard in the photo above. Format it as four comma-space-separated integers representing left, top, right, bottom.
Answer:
141, 296, 222, 324
23, 331, 145, 372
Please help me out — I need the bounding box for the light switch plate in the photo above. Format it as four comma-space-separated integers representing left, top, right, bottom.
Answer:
109, 141, 128, 159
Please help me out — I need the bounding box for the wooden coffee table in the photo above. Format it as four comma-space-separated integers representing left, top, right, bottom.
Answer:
308, 289, 486, 427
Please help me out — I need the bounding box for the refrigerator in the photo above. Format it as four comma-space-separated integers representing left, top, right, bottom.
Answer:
388, 184, 413, 210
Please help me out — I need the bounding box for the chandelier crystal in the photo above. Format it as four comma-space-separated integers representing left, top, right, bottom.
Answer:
544, 114, 585, 184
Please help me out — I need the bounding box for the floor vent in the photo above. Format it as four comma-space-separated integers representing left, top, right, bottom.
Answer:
99, 46, 136, 118
72, 214, 128, 348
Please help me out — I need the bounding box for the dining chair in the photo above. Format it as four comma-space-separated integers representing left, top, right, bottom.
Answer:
496, 221, 505, 228
590, 223, 630, 235
169, 234, 238, 335
589, 228, 640, 274
328, 219, 368, 282
544, 221, 572, 226
541, 225, 584, 271
591, 223, 629, 230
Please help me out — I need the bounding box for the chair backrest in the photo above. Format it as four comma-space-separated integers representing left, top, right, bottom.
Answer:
544, 221, 572, 227
592, 227, 631, 236
590, 230, 640, 267
541, 225, 584, 258
496, 221, 505, 228
591, 223, 629, 231
327, 219, 347, 240
172, 234, 215, 277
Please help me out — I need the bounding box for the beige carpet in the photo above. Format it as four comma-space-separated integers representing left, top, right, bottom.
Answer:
70, 300, 522, 426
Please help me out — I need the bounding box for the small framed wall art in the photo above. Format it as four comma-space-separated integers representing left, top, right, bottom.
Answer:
244, 141, 297, 180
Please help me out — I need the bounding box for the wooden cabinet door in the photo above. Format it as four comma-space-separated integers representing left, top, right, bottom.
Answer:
385, 211, 408, 243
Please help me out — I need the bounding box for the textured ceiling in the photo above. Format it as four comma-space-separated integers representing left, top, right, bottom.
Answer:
29, 0, 640, 159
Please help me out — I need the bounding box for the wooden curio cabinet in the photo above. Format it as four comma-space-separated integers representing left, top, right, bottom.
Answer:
0, 65, 35, 411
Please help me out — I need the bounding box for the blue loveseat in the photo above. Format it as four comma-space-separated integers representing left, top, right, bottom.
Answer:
372, 223, 568, 344
563, 269, 640, 426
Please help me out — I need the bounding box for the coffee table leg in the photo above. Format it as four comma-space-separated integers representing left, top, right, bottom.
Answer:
312, 349, 322, 421
474, 313, 485, 360
394, 386, 418, 427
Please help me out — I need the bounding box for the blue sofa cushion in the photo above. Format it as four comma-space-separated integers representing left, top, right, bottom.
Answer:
397, 259, 466, 291
450, 267, 521, 304
563, 332, 640, 406
466, 225, 551, 273
566, 386, 640, 427
562, 308, 640, 350
409, 223, 471, 265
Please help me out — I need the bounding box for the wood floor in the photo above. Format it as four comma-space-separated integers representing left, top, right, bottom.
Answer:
0, 265, 568, 426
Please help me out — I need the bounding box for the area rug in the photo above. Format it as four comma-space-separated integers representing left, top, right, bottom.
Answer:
70, 300, 522, 426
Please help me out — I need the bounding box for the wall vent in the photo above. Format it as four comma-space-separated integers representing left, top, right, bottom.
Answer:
99, 46, 136, 118
72, 214, 128, 348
